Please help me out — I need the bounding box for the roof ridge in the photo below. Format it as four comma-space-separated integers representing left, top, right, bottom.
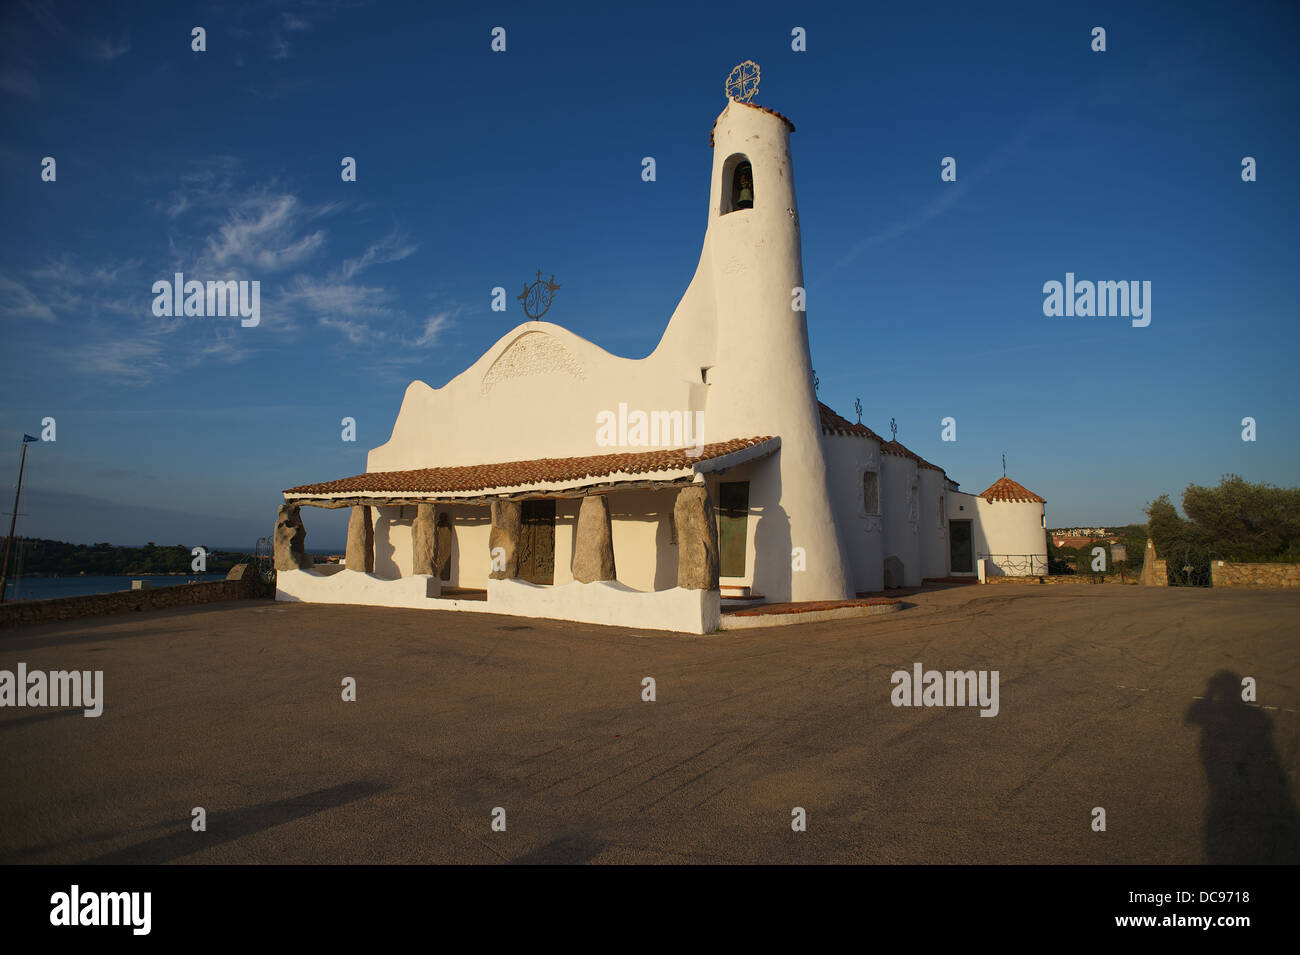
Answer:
817, 401, 884, 441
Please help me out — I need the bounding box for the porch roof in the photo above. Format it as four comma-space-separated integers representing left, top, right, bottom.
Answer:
283, 436, 780, 508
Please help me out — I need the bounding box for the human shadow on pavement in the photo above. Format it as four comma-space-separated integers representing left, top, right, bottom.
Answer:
1185, 670, 1300, 864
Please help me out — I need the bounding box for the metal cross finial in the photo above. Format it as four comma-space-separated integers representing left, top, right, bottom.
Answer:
1002, 453, 1006, 476
889, 418, 897, 442
854, 397, 863, 424
725, 60, 760, 103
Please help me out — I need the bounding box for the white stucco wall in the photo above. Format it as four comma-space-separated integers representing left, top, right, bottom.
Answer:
881, 453, 921, 587
975, 498, 1048, 576
917, 468, 949, 579
607, 488, 678, 592
444, 504, 490, 588
373, 506, 412, 579
822, 433, 884, 594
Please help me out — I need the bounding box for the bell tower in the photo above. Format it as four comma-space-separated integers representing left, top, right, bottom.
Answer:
699, 90, 854, 603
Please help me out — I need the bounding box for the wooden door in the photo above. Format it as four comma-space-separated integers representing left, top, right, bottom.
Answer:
949, 520, 973, 574
518, 500, 556, 584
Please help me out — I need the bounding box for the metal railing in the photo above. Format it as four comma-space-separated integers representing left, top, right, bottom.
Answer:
978, 554, 1049, 576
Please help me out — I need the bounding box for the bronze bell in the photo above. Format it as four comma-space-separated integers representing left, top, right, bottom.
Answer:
737, 185, 754, 209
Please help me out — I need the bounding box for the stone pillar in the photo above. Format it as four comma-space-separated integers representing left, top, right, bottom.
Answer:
488, 500, 521, 579
346, 505, 374, 573
273, 504, 312, 571
412, 503, 437, 576
674, 483, 719, 591
1139, 538, 1159, 586
572, 494, 616, 583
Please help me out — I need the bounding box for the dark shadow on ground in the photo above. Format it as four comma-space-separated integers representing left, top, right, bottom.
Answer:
508, 832, 605, 865
1185, 670, 1300, 864
0, 600, 274, 651
82, 780, 388, 864
0, 707, 84, 729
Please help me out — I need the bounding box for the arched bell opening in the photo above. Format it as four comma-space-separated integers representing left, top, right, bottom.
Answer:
720, 154, 754, 215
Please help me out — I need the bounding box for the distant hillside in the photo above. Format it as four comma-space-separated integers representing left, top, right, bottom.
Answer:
2, 538, 252, 577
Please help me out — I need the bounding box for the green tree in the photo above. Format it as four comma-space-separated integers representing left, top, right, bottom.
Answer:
1182, 474, 1300, 561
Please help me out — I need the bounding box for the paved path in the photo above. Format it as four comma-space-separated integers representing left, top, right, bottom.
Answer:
1, 584, 1297, 863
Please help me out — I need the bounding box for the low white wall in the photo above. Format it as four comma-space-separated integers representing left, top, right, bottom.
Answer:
277, 567, 441, 607
275, 568, 720, 633
487, 578, 720, 634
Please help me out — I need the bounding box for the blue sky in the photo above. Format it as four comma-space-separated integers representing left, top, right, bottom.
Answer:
1, 0, 1297, 549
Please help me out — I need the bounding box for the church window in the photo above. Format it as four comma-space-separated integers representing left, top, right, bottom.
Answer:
717, 481, 750, 577
862, 471, 879, 516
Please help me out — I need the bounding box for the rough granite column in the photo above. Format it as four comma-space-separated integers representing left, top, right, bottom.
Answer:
572, 494, 616, 583
488, 499, 521, 580
1139, 538, 1159, 586
674, 483, 719, 590
273, 504, 313, 571
346, 505, 374, 573
411, 503, 438, 576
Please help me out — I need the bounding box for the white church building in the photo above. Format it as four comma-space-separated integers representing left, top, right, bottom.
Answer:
275, 77, 1048, 633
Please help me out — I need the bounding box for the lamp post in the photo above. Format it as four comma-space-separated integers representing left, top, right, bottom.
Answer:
0, 434, 39, 604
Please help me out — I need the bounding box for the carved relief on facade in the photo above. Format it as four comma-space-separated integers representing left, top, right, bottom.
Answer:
482, 331, 586, 394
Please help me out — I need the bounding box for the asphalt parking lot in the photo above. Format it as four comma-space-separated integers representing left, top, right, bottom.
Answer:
2, 584, 1297, 864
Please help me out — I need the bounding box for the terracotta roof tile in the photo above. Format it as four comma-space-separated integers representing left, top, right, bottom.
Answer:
285, 436, 774, 498
880, 440, 915, 460
821, 403, 948, 474
709, 100, 796, 147
818, 402, 883, 441
878, 439, 944, 474
979, 476, 1045, 504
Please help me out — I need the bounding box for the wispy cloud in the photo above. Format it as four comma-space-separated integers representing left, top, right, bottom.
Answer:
827, 111, 1059, 275
5, 159, 429, 386
0, 276, 57, 323
19, 0, 64, 37
410, 312, 453, 348
198, 194, 328, 273
339, 230, 417, 280
0, 68, 38, 99
91, 34, 130, 61
280, 229, 419, 341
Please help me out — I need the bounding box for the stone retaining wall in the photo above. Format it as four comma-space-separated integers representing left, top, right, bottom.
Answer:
983, 575, 1092, 585
1210, 561, 1300, 588
0, 572, 269, 630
